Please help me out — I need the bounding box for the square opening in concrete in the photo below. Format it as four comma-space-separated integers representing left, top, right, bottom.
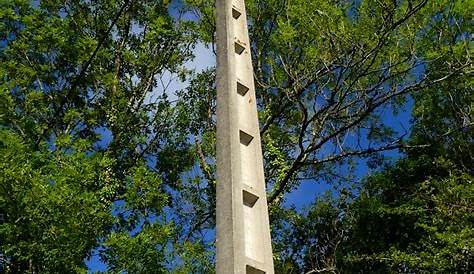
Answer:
243, 189, 259, 208
246, 265, 265, 274
237, 80, 250, 96
240, 130, 254, 146
232, 6, 242, 19
235, 39, 246, 54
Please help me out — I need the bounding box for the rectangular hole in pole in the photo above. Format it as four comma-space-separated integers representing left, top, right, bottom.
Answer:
232, 6, 242, 19
235, 39, 246, 54
246, 265, 266, 274
243, 189, 259, 208
237, 80, 249, 96
240, 130, 254, 146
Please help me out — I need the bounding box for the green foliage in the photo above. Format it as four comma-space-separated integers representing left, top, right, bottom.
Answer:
0, 0, 471, 272
170, 241, 215, 274
0, 129, 114, 273
344, 157, 473, 273
0, 0, 197, 272
270, 28, 472, 271
103, 224, 172, 274
272, 194, 348, 273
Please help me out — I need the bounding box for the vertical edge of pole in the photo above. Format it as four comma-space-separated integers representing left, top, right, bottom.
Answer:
216, 0, 245, 273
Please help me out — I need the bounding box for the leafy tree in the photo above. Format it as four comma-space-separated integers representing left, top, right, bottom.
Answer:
1, 0, 198, 272
343, 152, 472, 273
268, 1, 472, 270
273, 153, 472, 274
0, 129, 114, 273
271, 194, 349, 273
340, 31, 473, 272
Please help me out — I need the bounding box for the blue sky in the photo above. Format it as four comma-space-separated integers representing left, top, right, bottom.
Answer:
285, 101, 413, 209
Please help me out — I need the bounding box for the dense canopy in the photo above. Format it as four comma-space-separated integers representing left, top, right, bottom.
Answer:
0, 0, 471, 273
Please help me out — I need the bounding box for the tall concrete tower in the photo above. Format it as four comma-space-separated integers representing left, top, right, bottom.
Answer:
215, 0, 274, 273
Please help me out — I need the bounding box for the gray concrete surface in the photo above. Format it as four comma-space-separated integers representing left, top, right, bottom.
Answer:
216, 1, 274, 273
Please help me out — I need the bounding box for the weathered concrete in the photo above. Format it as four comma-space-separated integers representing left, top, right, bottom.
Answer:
216, 1, 274, 273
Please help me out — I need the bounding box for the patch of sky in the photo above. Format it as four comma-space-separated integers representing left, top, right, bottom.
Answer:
85, 246, 107, 273
1, 27, 21, 54
93, 127, 113, 150
143, 42, 214, 104
347, 0, 362, 21
285, 94, 415, 210
168, 0, 200, 22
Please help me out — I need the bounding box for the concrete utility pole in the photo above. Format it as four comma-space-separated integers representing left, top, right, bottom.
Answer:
215, 0, 274, 273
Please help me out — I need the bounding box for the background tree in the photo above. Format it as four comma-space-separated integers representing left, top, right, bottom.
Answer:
0, 0, 200, 272
269, 3, 473, 270
273, 75, 473, 273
